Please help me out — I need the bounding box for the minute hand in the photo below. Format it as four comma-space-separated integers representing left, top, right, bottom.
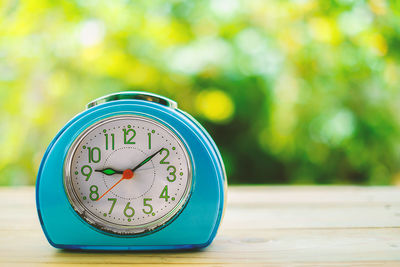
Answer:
131, 148, 164, 172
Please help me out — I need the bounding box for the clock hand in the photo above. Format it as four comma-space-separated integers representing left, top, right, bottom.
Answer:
96, 169, 134, 201
95, 168, 123, 175
131, 148, 164, 172
96, 148, 163, 201
133, 166, 153, 172
94, 148, 163, 178
96, 167, 152, 176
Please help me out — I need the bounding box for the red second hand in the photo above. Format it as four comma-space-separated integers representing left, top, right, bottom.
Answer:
96, 169, 134, 201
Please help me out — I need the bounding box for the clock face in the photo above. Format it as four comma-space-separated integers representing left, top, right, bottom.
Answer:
63, 115, 192, 235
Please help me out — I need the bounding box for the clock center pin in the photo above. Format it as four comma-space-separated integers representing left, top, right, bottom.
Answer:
123, 169, 134, 179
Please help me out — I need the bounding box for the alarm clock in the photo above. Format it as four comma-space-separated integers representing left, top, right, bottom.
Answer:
36, 91, 227, 250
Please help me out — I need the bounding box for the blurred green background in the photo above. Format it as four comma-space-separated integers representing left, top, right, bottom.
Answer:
1, 0, 400, 186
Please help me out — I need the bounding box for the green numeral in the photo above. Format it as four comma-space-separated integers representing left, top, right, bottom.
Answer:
148, 132, 151, 150
89, 185, 99, 201
81, 165, 92, 181
166, 166, 176, 182
123, 202, 135, 217
107, 198, 117, 214
105, 133, 115, 150
142, 198, 153, 214
123, 129, 136, 144
87, 147, 101, 163
159, 185, 170, 202
159, 148, 170, 164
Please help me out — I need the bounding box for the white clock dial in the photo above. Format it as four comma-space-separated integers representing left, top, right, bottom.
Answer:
64, 115, 192, 235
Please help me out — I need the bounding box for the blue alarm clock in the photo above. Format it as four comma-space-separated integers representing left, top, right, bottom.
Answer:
36, 91, 227, 250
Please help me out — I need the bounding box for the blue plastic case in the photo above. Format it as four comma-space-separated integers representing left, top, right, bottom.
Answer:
36, 93, 227, 250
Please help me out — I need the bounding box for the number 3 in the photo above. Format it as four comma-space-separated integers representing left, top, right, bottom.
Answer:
166, 166, 176, 182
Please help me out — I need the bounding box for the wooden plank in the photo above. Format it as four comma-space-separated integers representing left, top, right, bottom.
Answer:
228, 186, 400, 204
1, 186, 400, 265
223, 204, 400, 229
2, 187, 400, 230
0, 228, 400, 264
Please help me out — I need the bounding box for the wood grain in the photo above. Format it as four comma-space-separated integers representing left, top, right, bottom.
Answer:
1, 186, 400, 266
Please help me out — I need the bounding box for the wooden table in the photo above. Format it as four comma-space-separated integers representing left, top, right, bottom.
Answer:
1, 186, 400, 266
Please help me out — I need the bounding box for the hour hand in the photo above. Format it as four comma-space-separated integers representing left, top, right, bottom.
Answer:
95, 168, 123, 175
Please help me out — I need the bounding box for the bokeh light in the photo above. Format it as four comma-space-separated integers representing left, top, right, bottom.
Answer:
1, 0, 400, 185
195, 90, 234, 123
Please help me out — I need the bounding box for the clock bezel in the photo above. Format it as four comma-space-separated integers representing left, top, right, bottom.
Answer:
63, 114, 193, 236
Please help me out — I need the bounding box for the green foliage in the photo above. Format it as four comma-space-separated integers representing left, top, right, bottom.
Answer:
1, 0, 400, 185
